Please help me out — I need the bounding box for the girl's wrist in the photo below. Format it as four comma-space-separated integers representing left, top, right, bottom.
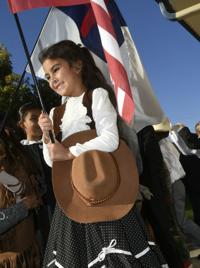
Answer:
43, 131, 55, 144
43, 134, 50, 144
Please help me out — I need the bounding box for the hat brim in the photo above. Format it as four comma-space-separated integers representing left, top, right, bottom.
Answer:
52, 130, 139, 223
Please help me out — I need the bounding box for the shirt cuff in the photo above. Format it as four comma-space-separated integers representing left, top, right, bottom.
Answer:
69, 145, 79, 157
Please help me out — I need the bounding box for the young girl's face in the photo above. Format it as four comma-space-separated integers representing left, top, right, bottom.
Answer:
21, 109, 42, 141
43, 58, 85, 97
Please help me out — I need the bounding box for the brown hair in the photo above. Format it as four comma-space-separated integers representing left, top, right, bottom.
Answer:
38, 40, 117, 107
0, 130, 38, 197
18, 102, 41, 125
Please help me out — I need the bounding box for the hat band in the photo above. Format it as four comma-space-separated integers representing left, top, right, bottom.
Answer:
71, 154, 121, 207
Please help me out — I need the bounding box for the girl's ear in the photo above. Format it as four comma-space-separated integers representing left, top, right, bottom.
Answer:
73, 60, 83, 74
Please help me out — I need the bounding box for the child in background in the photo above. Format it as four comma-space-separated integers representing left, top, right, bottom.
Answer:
19, 102, 43, 145
18, 102, 55, 255
0, 129, 41, 267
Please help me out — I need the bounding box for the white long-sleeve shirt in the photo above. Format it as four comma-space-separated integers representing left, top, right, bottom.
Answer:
43, 88, 119, 167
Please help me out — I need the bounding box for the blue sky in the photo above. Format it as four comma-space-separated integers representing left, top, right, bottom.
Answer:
0, 0, 200, 131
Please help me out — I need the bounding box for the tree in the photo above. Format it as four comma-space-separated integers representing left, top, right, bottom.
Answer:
0, 45, 60, 129
0, 44, 33, 114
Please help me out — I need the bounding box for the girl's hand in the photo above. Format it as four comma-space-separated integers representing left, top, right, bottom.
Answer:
47, 142, 75, 161
38, 112, 54, 143
38, 112, 53, 134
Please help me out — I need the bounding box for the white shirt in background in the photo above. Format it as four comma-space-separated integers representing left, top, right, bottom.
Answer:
159, 137, 185, 184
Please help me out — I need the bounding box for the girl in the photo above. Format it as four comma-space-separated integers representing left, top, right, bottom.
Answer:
38, 40, 168, 268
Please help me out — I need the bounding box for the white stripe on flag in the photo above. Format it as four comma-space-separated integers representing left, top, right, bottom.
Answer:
98, 26, 123, 65
117, 87, 125, 117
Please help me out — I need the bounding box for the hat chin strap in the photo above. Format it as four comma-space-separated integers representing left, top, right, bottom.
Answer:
71, 173, 120, 207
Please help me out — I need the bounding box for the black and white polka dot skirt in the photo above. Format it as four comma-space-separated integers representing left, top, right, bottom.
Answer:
43, 205, 168, 268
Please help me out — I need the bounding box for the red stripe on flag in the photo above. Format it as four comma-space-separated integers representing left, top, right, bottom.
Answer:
90, 2, 116, 39
104, 50, 132, 99
122, 94, 135, 124
8, 0, 90, 13
104, 50, 134, 123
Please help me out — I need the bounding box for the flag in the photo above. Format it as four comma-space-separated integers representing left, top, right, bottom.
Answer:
90, 0, 134, 123
8, 0, 90, 14
28, 0, 165, 131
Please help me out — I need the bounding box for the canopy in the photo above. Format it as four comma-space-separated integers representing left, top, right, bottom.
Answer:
155, 0, 200, 41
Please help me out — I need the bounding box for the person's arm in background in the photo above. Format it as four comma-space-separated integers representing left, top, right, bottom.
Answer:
169, 130, 200, 158
0, 194, 41, 235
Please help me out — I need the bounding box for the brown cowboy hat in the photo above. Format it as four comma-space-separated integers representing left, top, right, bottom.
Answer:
52, 129, 139, 223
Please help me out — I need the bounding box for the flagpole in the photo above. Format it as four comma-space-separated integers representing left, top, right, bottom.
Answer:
1, 4, 49, 134
13, 13, 55, 143
11, 8, 51, 101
